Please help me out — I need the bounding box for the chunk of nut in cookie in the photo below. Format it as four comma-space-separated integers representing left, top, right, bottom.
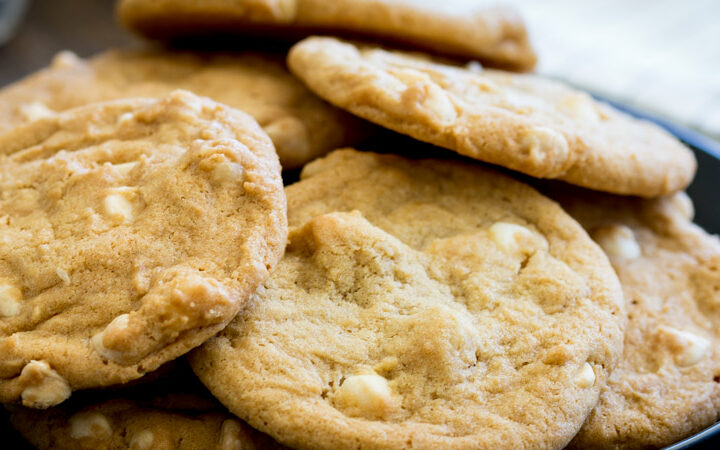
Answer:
573, 362, 596, 388
335, 372, 393, 418
69, 411, 112, 440
657, 326, 710, 367
130, 429, 154, 450
592, 225, 641, 260
19, 360, 71, 408
0, 279, 22, 317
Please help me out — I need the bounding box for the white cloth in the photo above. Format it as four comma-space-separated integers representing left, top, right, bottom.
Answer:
509, 0, 720, 139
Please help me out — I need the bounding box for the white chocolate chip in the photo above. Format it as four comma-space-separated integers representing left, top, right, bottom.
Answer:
219, 419, 243, 450
657, 326, 710, 367
419, 82, 457, 124
19, 102, 55, 122
592, 225, 641, 260
335, 373, 393, 415
112, 161, 138, 177
51, 50, 81, 69
19, 360, 71, 408
104, 195, 133, 223
375, 72, 409, 98
667, 192, 695, 221
103, 188, 139, 224
91, 314, 130, 362
390, 68, 457, 124
441, 306, 480, 365
56, 268, 70, 284
520, 127, 570, 169
489, 222, 538, 254
197, 151, 245, 186
465, 60, 484, 73
212, 161, 245, 184
118, 112, 135, 125
69, 411, 112, 440
130, 429, 154, 450
0, 280, 22, 318
574, 362, 596, 388
557, 92, 599, 121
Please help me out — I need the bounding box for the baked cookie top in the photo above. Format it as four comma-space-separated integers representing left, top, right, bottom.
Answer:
0, 49, 366, 169
0, 91, 287, 408
117, 0, 536, 71
9, 370, 285, 449
287, 37, 696, 197
190, 149, 625, 449
545, 188, 720, 449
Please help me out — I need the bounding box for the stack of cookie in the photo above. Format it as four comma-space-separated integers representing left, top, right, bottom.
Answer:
1, 1, 718, 449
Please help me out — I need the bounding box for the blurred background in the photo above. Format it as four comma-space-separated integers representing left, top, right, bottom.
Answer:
1, 0, 718, 141
510, 0, 720, 142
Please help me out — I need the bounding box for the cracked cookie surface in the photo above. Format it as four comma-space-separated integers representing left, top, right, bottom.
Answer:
0, 91, 287, 407
117, 0, 536, 71
545, 188, 720, 449
0, 48, 366, 169
190, 149, 625, 449
288, 37, 696, 197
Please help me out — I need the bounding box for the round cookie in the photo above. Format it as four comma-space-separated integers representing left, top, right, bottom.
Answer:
0, 49, 367, 169
8, 368, 285, 449
190, 149, 625, 449
0, 91, 287, 408
287, 37, 696, 197
116, 0, 536, 72
544, 188, 720, 449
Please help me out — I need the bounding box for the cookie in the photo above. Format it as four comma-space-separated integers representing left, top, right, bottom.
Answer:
190, 149, 625, 449
543, 188, 720, 449
9, 365, 285, 449
0, 91, 287, 408
116, 0, 536, 72
0, 49, 367, 169
287, 37, 696, 197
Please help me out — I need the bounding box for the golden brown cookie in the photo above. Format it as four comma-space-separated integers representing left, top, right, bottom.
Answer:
543, 188, 720, 449
190, 149, 625, 449
287, 37, 696, 197
0, 91, 287, 408
0, 49, 367, 169
8, 364, 285, 449
116, 0, 536, 71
